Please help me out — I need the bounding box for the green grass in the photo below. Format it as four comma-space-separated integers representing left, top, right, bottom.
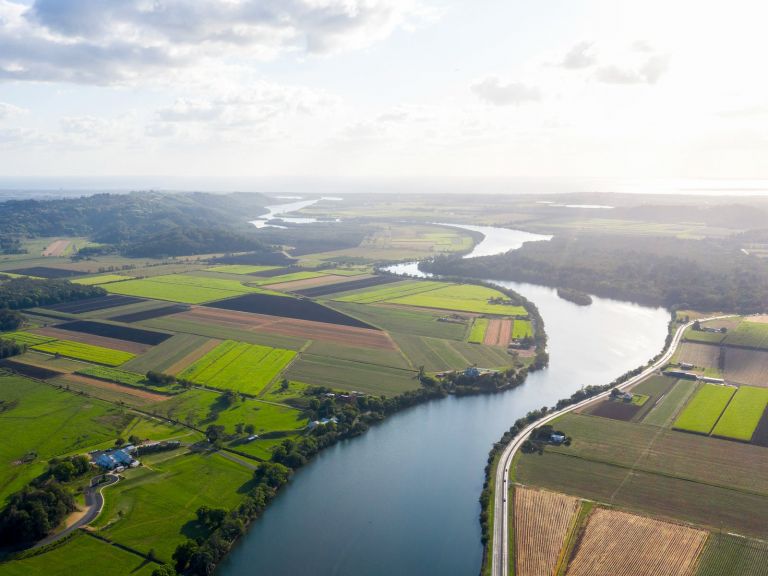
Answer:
94, 451, 253, 561
75, 365, 146, 386
725, 321, 768, 350
0, 532, 158, 576
285, 354, 419, 396
711, 386, 768, 441
468, 318, 489, 343
684, 328, 726, 344
512, 319, 533, 339
334, 280, 447, 303
250, 271, 329, 285
178, 340, 296, 395
388, 284, 528, 316
673, 384, 736, 434
121, 333, 212, 373
306, 340, 411, 369
0, 331, 56, 346
643, 379, 700, 427
31, 340, 135, 366
630, 393, 650, 406
695, 533, 768, 576
206, 264, 281, 274
391, 333, 513, 372
71, 274, 132, 285
104, 274, 281, 304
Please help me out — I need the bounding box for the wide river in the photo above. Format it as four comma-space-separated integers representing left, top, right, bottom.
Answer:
219, 221, 670, 576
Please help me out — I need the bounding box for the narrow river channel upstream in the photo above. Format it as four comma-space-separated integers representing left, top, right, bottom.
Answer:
217, 221, 670, 576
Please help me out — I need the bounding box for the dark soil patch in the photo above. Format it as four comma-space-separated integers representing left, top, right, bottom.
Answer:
43, 295, 145, 314
208, 252, 294, 266
751, 406, 768, 447
589, 399, 641, 421
110, 304, 190, 323
54, 320, 172, 345
247, 267, 296, 277
294, 274, 400, 297
0, 360, 63, 379
204, 293, 377, 329
5, 266, 82, 278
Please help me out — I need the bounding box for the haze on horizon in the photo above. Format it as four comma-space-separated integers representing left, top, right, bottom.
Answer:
0, 0, 767, 194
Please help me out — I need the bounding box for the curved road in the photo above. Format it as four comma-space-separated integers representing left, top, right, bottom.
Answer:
490, 315, 731, 576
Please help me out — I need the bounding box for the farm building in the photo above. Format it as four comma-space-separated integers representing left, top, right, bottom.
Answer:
699, 376, 726, 384
93, 448, 140, 470
664, 370, 698, 380
679, 362, 694, 370
550, 434, 566, 445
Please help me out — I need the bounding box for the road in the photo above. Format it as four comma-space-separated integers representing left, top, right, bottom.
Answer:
490, 315, 731, 576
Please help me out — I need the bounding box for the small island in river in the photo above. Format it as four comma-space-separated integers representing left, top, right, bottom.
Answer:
556, 287, 593, 306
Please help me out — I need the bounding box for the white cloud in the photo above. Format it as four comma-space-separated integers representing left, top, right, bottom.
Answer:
595, 54, 668, 85
471, 77, 541, 106
0, 101, 26, 119
560, 41, 596, 69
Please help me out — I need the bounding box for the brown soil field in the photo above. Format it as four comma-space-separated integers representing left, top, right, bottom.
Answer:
515, 486, 580, 576
746, 315, 768, 324
484, 319, 511, 346
586, 399, 641, 421
60, 373, 168, 402
180, 307, 396, 349
382, 303, 481, 319
32, 327, 151, 355
676, 342, 721, 370
42, 239, 70, 257
0, 359, 65, 379
702, 317, 743, 331
724, 347, 768, 387
264, 274, 375, 292
165, 338, 222, 375
566, 508, 707, 576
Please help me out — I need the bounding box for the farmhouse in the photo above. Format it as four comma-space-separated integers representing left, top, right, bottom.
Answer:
93, 447, 140, 470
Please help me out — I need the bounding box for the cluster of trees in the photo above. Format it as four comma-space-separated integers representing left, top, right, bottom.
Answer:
423, 234, 768, 313
520, 424, 571, 454
122, 227, 278, 259
47, 455, 91, 482
0, 308, 23, 331
254, 221, 372, 257
0, 482, 75, 545
0, 235, 25, 254
146, 371, 179, 386
0, 338, 24, 359
556, 287, 592, 306
0, 277, 105, 310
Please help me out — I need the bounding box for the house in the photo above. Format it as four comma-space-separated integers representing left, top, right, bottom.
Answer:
618, 392, 634, 402
247, 435, 259, 442
464, 366, 480, 377
95, 454, 117, 469
664, 370, 698, 380
308, 417, 339, 430
550, 434, 566, 445
679, 362, 694, 370
699, 376, 725, 384
93, 448, 140, 470
112, 450, 133, 465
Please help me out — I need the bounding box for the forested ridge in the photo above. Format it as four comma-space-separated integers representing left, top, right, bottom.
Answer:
423, 234, 768, 312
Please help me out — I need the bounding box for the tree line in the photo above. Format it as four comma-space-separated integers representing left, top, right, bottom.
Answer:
0, 277, 105, 310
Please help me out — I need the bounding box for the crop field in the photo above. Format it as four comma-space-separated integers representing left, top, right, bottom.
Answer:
57, 373, 170, 404
306, 340, 411, 369
74, 365, 146, 386
514, 486, 579, 576
110, 303, 189, 323
724, 347, 768, 387
753, 408, 768, 447
643, 380, 700, 427
683, 329, 725, 345
42, 295, 145, 314
250, 270, 329, 285
72, 273, 132, 285
285, 354, 418, 396
675, 342, 721, 370
484, 319, 511, 346
0, 532, 157, 576
724, 321, 768, 349
120, 333, 212, 373
5, 266, 81, 278
31, 339, 135, 366
262, 274, 365, 292
32, 326, 152, 355
94, 451, 252, 561
673, 384, 736, 434
468, 318, 489, 343
388, 284, 528, 316
565, 508, 707, 576
53, 320, 172, 345
711, 386, 768, 441
1, 331, 55, 346
207, 264, 282, 274
392, 332, 513, 371
326, 301, 467, 340
334, 280, 447, 304
178, 340, 296, 394
696, 533, 768, 576
588, 398, 642, 421
512, 319, 533, 339
104, 274, 274, 304
294, 274, 398, 298
0, 375, 139, 499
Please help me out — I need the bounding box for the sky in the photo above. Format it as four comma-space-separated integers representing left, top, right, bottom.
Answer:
0, 0, 767, 193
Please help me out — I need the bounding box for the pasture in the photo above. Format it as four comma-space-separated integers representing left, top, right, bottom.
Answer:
388, 284, 528, 316
565, 508, 706, 576
467, 318, 488, 344
672, 384, 735, 435
94, 451, 253, 561
711, 386, 768, 441
724, 321, 768, 350
32, 339, 135, 366
104, 274, 273, 304
513, 486, 579, 576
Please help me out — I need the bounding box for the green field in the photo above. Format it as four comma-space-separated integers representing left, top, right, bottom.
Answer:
512, 319, 533, 339
120, 333, 212, 373
178, 340, 296, 394
93, 451, 253, 561
643, 379, 700, 427
333, 280, 447, 303
673, 384, 736, 434
725, 321, 768, 350
72, 274, 132, 285
207, 264, 281, 274
392, 333, 513, 372
388, 284, 528, 316
75, 365, 146, 386
711, 386, 768, 441
1, 331, 56, 346
285, 354, 419, 396
306, 340, 412, 370
684, 328, 726, 344
695, 533, 768, 576
250, 270, 329, 285
0, 532, 158, 576
468, 318, 489, 343
31, 339, 135, 366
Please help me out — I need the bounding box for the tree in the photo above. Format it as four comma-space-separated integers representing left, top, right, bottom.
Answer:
151, 566, 177, 576
115, 437, 125, 447
205, 425, 226, 445
172, 540, 198, 573
128, 435, 141, 446
244, 423, 255, 435
235, 423, 244, 436
50, 461, 76, 482
279, 378, 289, 392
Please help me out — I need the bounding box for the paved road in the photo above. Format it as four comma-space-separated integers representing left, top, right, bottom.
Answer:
32, 473, 119, 549
490, 315, 731, 576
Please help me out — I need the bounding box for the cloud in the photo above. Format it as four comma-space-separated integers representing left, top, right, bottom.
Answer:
0, 101, 26, 119
595, 54, 668, 85
560, 41, 596, 69
471, 77, 541, 106
0, 0, 428, 84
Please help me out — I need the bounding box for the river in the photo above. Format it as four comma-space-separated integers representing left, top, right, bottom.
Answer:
219, 221, 670, 576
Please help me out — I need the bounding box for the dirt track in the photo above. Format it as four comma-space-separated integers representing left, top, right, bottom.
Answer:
42, 239, 71, 257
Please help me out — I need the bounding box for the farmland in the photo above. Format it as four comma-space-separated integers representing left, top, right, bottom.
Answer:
333, 279, 447, 304
74, 365, 146, 386
468, 318, 489, 343
512, 319, 533, 339
724, 320, 768, 349
53, 320, 172, 345
207, 264, 282, 274
724, 347, 768, 386
672, 384, 736, 434
104, 273, 275, 304
696, 533, 768, 576
42, 294, 145, 314
565, 508, 706, 576
72, 274, 132, 285
513, 486, 579, 576
1, 331, 55, 346
642, 379, 699, 427
483, 319, 511, 346
294, 274, 398, 297
31, 339, 135, 366
178, 339, 296, 394
711, 386, 768, 441
388, 284, 529, 316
